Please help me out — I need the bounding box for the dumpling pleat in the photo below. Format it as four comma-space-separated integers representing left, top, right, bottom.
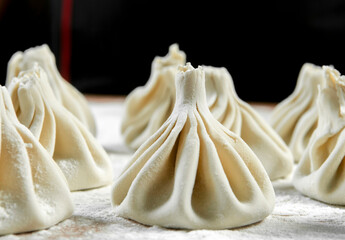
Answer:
7, 65, 113, 191
0, 87, 73, 235
112, 115, 181, 206
111, 64, 275, 229
271, 86, 312, 142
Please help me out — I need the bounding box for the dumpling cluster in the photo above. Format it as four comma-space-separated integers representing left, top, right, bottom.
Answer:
7, 64, 113, 191
204, 66, 293, 180
111, 63, 275, 230
6, 44, 97, 135
0, 86, 73, 235
293, 66, 345, 205
121, 44, 186, 149
270, 63, 324, 162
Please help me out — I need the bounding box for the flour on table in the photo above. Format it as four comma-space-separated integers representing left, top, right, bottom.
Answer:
2, 101, 345, 239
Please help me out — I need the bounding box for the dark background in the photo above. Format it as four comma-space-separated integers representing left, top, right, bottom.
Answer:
1, 0, 345, 102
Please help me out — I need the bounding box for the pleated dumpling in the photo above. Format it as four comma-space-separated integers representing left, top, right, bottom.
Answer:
7, 64, 113, 191
204, 66, 293, 180
5, 44, 96, 135
121, 44, 186, 149
270, 63, 324, 162
111, 63, 275, 230
293, 66, 345, 205
0, 86, 73, 235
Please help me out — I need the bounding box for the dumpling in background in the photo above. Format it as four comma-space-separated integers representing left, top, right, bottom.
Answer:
8, 64, 113, 191
270, 63, 324, 162
111, 63, 275, 230
204, 66, 293, 180
121, 44, 186, 149
0, 86, 73, 235
5, 44, 97, 136
293, 66, 345, 205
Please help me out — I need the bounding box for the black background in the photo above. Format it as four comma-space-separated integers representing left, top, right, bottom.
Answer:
1, 0, 345, 102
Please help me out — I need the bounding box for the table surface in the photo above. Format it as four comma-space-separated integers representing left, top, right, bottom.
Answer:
1, 96, 345, 240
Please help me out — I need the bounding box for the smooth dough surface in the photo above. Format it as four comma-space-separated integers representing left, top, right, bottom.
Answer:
8, 64, 113, 191
0, 86, 73, 235
112, 63, 275, 230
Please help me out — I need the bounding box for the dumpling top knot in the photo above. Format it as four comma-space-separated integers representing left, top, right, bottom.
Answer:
322, 66, 345, 118
154, 43, 186, 69
174, 63, 206, 108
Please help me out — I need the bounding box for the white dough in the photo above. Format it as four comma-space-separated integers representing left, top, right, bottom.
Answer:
204, 66, 294, 180
121, 44, 292, 180
270, 63, 324, 162
5, 44, 97, 135
111, 63, 275, 229
0, 86, 73, 235
7, 64, 113, 191
121, 44, 186, 149
293, 66, 345, 205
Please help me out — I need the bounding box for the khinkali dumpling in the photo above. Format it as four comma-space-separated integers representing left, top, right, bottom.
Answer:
5, 44, 96, 135
8, 64, 113, 191
204, 66, 293, 180
270, 63, 324, 162
121, 44, 186, 149
293, 66, 345, 205
0, 86, 73, 235
111, 63, 275, 229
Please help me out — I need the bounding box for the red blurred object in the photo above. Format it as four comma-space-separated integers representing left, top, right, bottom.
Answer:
60, 0, 73, 82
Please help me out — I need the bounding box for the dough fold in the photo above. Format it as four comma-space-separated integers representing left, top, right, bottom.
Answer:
121, 44, 186, 149
121, 45, 292, 180
112, 63, 275, 229
0, 86, 73, 235
8, 64, 113, 191
293, 66, 345, 205
6, 44, 97, 135
204, 66, 293, 180
270, 63, 324, 162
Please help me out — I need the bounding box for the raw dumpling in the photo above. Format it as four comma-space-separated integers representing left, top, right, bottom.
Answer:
121, 44, 186, 149
5, 44, 96, 135
8, 64, 113, 191
204, 66, 293, 180
111, 63, 275, 229
293, 66, 345, 205
0, 86, 73, 235
270, 63, 324, 162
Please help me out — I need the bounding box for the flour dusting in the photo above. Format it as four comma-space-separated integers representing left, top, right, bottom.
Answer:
1, 102, 345, 239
